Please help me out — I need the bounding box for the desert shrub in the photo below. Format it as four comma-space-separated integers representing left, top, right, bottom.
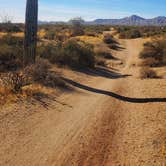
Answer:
62, 40, 95, 68
0, 72, 27, 93
44, 30, 56, 40
0, 34, 23, 46
0, 23, 23, 32
128, 29, 141, 39
84, 25, 110, 35
37, 43, 63, 63
140, 46, 159, 59
24, 58, 51, 83
38, 40, 95, 69
140, 38, 166, 66
0, 40, 23, 72
155, 39, 166, 64
24, 58, 66, 88
103, 34, 115, 44
0, 59, 66, 95
117, 26, 166, 39
141, 58, 159, 67
0, 36, 23, 72
140, 67, 158, 79
119, 29, 141, 39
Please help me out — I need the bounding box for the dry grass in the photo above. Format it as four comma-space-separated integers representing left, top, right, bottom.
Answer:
0, 31, 46, 39
0, 83, 55, 106
0, 59, 67, 106
76, 36, 102, 45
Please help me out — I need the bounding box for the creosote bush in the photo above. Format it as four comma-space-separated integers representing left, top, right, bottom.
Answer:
38, 40, 95, 69
24, 58, 66, 88
140, 38, 166, 66
141, 58, 159, 67
0, 34, 23, 72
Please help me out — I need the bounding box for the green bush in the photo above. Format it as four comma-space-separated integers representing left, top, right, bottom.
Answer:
117, 26, 166, 39
84, 25, 110, 35
0, 35, 23, 72
38, 40, 95, 69
140, 38, 166, 65
119, 29, 141, 39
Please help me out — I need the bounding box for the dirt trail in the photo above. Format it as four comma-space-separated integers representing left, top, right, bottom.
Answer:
0, 38, 166, 166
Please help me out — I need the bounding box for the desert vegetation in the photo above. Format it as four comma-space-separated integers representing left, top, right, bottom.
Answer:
0, 4, 166, 105
0, 15, 111, 105
0, 34, 24, 71
117, 26, 166, 39
139, 37, 166, 78
0, 0, 66, 105
1, 19, 166, 102
38, 40, 95, 69
140, 38, 166, 66
1, 0, 166, 165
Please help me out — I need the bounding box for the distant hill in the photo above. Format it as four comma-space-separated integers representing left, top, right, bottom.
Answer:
39, 15, 166, 26
90, 15, 166, 26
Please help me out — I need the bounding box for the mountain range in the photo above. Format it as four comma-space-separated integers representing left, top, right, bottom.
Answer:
39, 15, 166, 26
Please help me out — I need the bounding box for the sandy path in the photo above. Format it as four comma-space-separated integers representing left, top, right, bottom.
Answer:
0, 38, 166, 166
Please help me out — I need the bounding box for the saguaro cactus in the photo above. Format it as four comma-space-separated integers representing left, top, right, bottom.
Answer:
24, 0, 38, 65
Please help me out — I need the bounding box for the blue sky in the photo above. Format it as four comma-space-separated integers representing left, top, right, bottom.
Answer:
0, 0, 166, 22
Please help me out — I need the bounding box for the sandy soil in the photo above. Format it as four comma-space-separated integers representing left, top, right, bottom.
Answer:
0, 37, 166, 166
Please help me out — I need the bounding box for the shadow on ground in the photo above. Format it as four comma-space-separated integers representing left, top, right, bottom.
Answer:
108, 40, 125, 51
110, 45, 125, 51
29, 92, 73, 109
63, 78, 166, 103
77, 66, 130, 79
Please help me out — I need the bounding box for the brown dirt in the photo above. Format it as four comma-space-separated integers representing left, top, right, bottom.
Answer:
0, 37, 166, 166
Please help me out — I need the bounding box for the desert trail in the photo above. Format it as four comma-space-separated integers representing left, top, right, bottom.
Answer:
0, 36, 166, 166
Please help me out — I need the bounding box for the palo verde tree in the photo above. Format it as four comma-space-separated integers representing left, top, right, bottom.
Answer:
24, 0, 38, 65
